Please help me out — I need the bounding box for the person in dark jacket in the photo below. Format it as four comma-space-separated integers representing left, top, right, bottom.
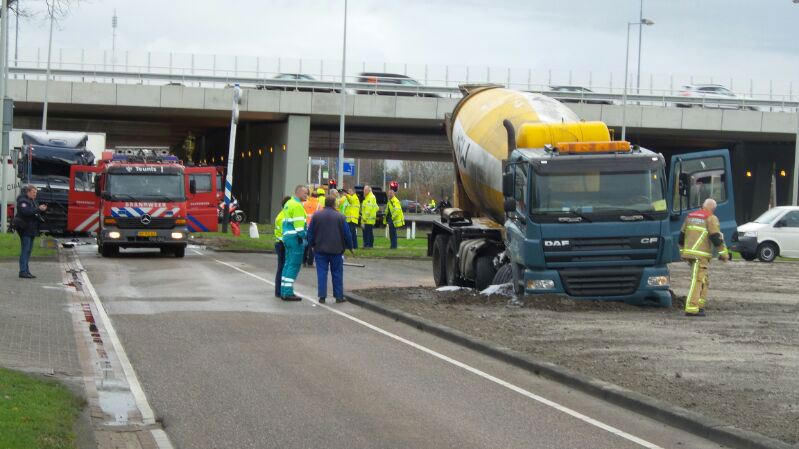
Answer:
306, 195, 353, 304
15, 185, 47, 279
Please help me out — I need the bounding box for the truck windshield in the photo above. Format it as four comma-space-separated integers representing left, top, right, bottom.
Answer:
107, 174, 185, 201
532, 169, 667, 216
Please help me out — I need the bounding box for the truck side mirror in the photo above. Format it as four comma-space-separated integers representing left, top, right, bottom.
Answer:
502, 172, 514, 198
503, 197, 516, 213
94, 181, 101, 197
189, 179, 197, 195
678, 173, 690, 198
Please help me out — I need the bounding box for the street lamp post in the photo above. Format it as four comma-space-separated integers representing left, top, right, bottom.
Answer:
621, 18, 654, 142
636, 0, 644, 94
792, 0, 799, 204
337, 0, 347, 188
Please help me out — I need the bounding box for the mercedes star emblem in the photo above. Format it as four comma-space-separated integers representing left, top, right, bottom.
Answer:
140, 214, 152, 225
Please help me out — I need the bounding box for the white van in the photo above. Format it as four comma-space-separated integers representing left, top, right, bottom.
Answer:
733, 206, 799, 262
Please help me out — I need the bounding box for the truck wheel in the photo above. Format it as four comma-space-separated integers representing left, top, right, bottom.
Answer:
474, 256, 496, 291
100, 244, 118, 257
740, 252, 756, 261
432, 234, 449, 286
173, 246, 186, 258
445, 238, 462, 286
757, 242, 778, 262
492, 264, 512, 284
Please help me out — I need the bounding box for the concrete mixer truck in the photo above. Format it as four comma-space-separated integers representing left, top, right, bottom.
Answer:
428, 85, 736, 306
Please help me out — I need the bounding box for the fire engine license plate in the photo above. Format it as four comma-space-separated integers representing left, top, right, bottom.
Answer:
137, 231, 157, 237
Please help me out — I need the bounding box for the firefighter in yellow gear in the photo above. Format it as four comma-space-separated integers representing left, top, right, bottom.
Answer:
679, 198, 728, 316
273, 196, 291, 297
344, 188, 361, 249
386, 188, 405, 249
360, 185, 379, 248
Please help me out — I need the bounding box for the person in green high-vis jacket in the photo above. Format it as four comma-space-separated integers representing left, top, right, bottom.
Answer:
280, 185, 308, 301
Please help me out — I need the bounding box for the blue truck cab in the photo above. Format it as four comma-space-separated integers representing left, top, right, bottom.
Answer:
428, 141, 736, 307
500, 143, 736, 306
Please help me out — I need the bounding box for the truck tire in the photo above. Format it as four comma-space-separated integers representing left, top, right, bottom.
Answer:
445, 238, 462, 286
432, 234, 449, 286
173, 246, 186, 258
757, 242, 778, 263
492, 263, 512, 284
100, 244, 118, 257
474, 256, 496, 291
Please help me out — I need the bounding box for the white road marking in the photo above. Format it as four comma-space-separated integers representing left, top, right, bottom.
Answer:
212, 258, 663, 449
72, 256, 175, 449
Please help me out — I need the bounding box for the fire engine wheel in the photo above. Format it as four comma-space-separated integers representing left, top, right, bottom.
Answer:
445, 238, 463, 286
100, 244, 119, 257
173, 246, 186, 258
432, 234, 449, 286
474, 256, 496, 292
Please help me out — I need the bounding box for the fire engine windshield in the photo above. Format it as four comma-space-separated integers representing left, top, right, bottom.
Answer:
531, 168, 667, 218
106, 174, 185, 201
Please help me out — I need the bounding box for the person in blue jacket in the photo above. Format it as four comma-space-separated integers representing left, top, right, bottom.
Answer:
306, 194, 353, 304
15, 185, 47, 279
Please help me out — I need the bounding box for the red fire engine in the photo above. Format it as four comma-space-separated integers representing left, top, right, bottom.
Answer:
67, 148, 219, 257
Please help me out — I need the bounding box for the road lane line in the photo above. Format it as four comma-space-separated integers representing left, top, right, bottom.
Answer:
213, 258, 663, 449
72, 256, 175, 449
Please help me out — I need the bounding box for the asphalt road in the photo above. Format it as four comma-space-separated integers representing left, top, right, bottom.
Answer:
77, 244, 724, 449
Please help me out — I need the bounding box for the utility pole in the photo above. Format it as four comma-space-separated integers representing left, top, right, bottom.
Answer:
0, 0, 7, 233
111, 10, 117, 65
337, 0, 347, 188
41, 1, 54, 131
636, 0, 643, 94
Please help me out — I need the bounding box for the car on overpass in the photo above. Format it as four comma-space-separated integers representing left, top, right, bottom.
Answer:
356, 72, 440, 97
547, 85, 613, 105
675, 84, 759, 111
256, 73, 335, 93
732, 206, 799, 262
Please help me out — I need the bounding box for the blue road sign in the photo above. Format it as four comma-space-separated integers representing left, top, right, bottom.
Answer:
343, 162, 355, 176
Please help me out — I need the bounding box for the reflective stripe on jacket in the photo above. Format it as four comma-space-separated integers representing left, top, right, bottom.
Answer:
345, 194, 360, 224
274, 210, 285, 242
386, 196, 405, 228
281, 197, 307, 241
680, 209, 727, 260
361, 192, 378, 225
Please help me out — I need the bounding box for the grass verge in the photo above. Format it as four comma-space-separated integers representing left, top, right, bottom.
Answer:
0, 234, 57, 259
0, 367, 85, 449
192, 224, 429, 258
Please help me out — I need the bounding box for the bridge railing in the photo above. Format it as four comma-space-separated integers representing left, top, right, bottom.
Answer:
8, 65, 799, 113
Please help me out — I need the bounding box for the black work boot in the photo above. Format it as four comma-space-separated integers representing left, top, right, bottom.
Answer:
281, 295, 302, 302
319, 297, 326, 304
685, 311, 706, 317
335, 297, 346, 303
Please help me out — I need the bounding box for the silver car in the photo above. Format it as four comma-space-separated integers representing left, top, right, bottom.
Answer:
675, 84, 759, 111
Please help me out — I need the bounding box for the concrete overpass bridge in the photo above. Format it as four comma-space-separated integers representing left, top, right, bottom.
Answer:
7, 69, 799, 223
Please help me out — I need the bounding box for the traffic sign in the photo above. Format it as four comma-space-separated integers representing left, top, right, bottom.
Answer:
343, 162, 355, 176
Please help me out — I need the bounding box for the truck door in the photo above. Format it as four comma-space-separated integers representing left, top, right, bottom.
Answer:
67, 165, 102, 233
667, 149, 737, 262
186, 167, 218, 232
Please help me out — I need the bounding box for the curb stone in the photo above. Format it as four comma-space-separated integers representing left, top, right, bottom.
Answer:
345, 291, 797, 449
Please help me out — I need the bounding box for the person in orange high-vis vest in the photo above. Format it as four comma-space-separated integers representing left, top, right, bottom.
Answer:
302, 188, 324, 267
679, 198, 729, 317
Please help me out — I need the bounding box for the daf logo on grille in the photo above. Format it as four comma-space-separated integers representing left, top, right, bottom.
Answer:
544, 240, 570, 247
140, 214, 152, 225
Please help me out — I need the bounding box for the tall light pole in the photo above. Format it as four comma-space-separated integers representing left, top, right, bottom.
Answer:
0, 0, 7, 233
41, 1, 55, 131
636, 0, 644, 94
621, 18, 654, 141
792, 0, 799, 204
222, 84, 241, 233
337, 0, 347, 188
111, 10, 117, 65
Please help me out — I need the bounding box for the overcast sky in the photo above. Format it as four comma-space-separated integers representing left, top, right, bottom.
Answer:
14, 0, 799, 94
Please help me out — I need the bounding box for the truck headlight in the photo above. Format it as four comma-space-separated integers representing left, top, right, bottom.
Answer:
171, 232, 184, 239
108, 231, 121, 239
743, 231, 757, 238
647, 275, 669, 287
527, 279, 555, 290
